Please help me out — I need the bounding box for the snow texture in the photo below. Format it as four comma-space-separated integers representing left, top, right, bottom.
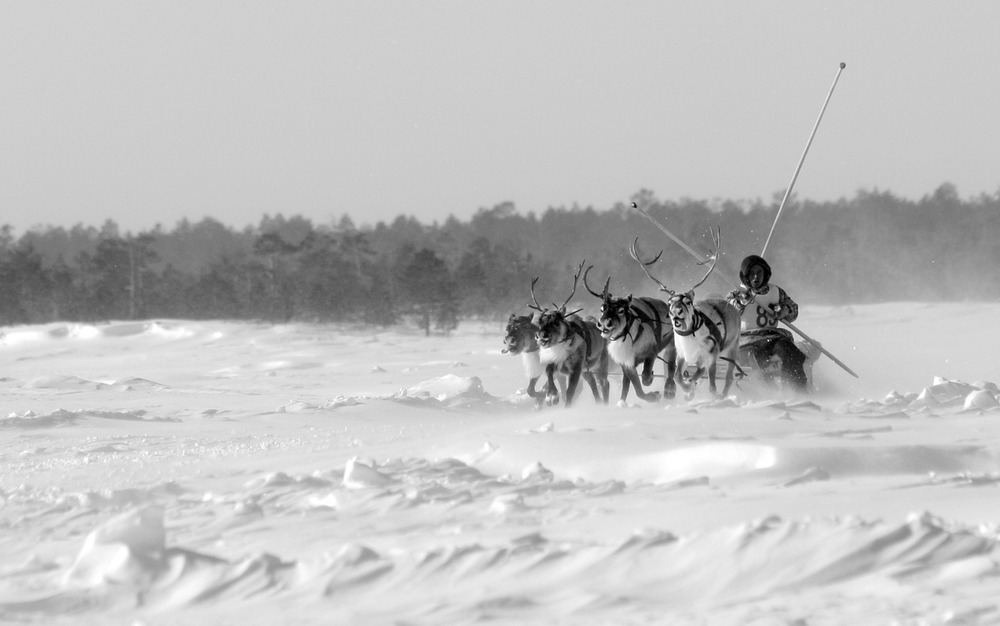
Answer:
1, 305, 999, 625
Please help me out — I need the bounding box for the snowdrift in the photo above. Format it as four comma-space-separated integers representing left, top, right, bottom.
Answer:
1, 304, 999, 624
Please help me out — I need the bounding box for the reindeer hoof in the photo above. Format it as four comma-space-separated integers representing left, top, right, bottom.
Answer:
645, 392, 661, 403
641, 373, 654, 386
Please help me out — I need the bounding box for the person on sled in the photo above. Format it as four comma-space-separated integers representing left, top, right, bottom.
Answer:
727, 255, 810, 393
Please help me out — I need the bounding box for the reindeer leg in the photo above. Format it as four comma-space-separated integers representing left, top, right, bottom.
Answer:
564, 366, 583, 408
689, 366, 706, 400
597, 354, 610, 404
662, 346, 677, 399
590, 369, 610, 405
618, 367, 633, 404
527, 375, 544, 408
544, 364, 560, 407
623, 365, 660, 404
675, 357, 691, 398
708, 358, 719, 398
720, 347, 737, 397
632, 366, 661, 403
582, 371, 601, 404
640, 357, 655, 386
527, 376, 541, 398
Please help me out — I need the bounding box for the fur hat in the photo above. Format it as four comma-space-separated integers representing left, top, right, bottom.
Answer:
739, 255, 771, 287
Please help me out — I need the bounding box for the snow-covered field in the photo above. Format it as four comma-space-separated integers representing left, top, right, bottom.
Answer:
2, 303, 999, 625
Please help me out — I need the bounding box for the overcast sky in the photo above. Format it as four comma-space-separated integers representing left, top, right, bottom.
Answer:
2, 2, 998, 234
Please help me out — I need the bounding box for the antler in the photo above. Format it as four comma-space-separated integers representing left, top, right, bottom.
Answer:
688, 226, 721, 293
629, 237, 675, 295
558, 260, 586, 311
530, 261, 587, 313
582, 265, 610, 300
528, 277, 545, 312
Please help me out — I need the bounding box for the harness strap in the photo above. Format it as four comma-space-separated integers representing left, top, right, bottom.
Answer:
700, 310, 724, 351
650, 304, 665, 344
630, 302, 663, 345
707, 302, 729, 348
568, 319, 594, 361
631, 310, 645, 344
608, 302, 661, 346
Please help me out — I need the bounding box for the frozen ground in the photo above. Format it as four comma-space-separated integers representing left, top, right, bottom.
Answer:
1, 303, 999, 625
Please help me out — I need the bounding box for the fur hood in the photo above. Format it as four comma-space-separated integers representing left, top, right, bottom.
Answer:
739, 255, 772, 288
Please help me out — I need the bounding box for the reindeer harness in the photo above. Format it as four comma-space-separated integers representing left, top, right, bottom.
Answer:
566, 317, 596, 361
674, 301, 729, 353
611, 302, 666, 347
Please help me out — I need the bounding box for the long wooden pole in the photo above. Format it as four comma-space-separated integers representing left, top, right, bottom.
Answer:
761, 62, 846, 258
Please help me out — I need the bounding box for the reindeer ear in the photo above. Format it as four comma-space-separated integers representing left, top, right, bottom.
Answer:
627, 295, 633, 304
686, 290, 695, 300
528, 312, 533, 321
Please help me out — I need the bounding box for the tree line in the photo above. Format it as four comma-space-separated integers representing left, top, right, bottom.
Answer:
1, 183, 998, 332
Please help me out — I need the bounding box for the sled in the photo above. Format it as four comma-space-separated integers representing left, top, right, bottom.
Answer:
728, 337, 822, 398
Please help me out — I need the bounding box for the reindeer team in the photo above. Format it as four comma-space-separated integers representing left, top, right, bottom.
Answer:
503, 221, 748, 407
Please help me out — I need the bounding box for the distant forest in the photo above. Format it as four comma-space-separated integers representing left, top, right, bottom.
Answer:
1, 183, 998, 331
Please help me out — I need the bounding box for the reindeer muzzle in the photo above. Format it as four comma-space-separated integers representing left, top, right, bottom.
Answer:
502, 335, 520, 354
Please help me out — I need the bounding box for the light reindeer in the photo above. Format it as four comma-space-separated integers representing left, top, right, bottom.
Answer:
630, 230, 742, 400
502, 312, 566, 407
530, 262, 610, 408
582, 266, 676, 405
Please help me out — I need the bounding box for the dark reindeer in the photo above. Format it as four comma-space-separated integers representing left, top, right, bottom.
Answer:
630, 230, 742, 400
530, 262, 610, 408
583, 265, 676, 406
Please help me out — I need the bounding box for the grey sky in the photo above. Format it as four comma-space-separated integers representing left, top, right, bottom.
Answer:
2, 2, 998, 234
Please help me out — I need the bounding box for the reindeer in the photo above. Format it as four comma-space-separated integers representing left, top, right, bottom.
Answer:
583, 266, 676, 405
502, 312, 566, 407
630, 230, 742, 400
530, 262, 610, 408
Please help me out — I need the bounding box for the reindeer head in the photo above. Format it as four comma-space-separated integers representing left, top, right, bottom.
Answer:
583, 265, 633, 340
666, 292, 698, 333
535, 309, 571, 349
529, 261, 586, 349
502, 313, 538, 355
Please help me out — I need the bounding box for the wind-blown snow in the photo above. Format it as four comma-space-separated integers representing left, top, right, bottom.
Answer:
1, 305, 999, 625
